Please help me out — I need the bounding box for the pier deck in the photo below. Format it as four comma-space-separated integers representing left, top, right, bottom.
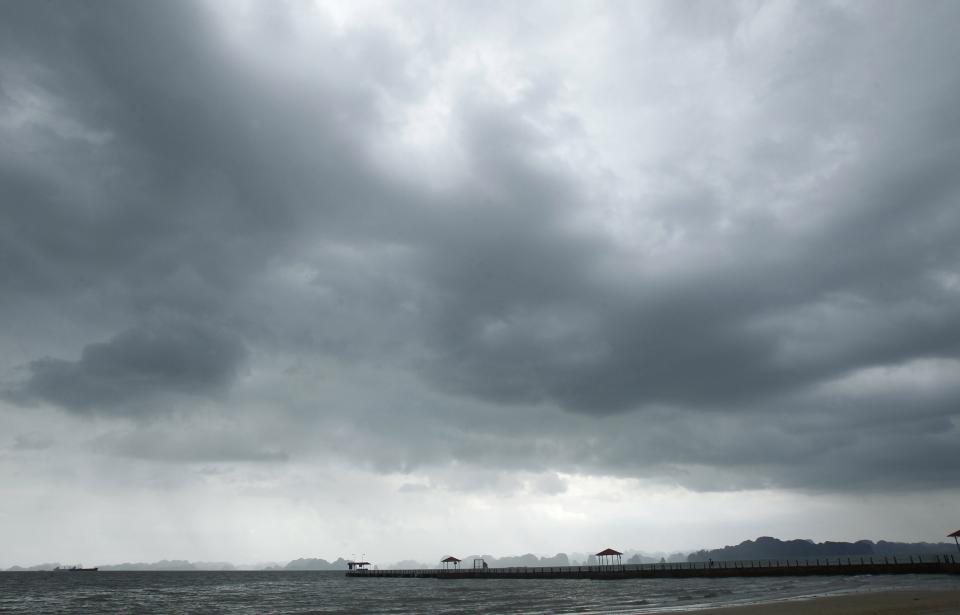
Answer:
347, 554, 960, 580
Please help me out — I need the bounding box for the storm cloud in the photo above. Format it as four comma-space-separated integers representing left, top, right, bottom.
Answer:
2, 1, 960, 566
12, 319, 246, 415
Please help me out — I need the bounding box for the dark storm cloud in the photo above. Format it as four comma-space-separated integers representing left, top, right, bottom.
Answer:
0, 0, 407, 307
0, 0, 414, 407
416, 131, 960, 415
2, 0, 960, 491
11, 319, 246, 415
410, 4, 960, 415
297, 370, 960, 493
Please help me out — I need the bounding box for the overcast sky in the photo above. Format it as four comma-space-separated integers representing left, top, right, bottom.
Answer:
2, 0, 960, 568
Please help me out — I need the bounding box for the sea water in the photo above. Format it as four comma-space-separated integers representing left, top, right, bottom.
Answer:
1, 570, 958, 614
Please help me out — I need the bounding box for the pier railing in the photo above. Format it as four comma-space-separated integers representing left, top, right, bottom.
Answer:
346, 553, 960, 579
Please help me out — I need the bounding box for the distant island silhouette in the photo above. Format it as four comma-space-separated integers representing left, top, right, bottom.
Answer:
687, 536, 957, 562
4, 537, 956, 571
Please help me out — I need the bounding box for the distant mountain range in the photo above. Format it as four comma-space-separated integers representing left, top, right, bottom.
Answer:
4, 560, 276, 571
3, 557, 360, 571
5, 563, 63, 572
6, 537, 957, 571
687, 536, 957, 562
99, 560, 240, 571
275, 557, 352, 570
461, 553, 571, 567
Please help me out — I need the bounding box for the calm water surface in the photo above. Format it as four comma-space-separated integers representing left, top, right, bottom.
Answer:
1, 571, 958, 614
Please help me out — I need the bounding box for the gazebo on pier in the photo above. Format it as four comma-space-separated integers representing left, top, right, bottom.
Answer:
950, 530, 960, 553
441, 555, 461, 571
346, 561, 370, 571
595, 548, 623, 570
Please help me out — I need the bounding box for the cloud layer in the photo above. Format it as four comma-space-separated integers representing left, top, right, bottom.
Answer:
13, 319, 246, 415
2, 0, 960, 506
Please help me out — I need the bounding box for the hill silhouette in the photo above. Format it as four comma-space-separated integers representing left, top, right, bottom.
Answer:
687, 536, 956, 562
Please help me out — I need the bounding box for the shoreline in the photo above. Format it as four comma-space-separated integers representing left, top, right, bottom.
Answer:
657, 590, 960, 614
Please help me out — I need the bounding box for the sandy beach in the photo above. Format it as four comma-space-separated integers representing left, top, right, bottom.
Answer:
666, 590, 960, 614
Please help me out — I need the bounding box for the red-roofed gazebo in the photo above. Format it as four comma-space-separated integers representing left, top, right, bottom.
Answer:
441, 555, 461, 571
595, 548, 623, 570
949, 530, 960, 553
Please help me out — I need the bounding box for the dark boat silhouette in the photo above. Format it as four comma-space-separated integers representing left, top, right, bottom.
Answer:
54, 565, 98, 572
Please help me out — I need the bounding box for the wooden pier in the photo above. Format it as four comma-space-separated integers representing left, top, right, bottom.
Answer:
347, 554, 960, 580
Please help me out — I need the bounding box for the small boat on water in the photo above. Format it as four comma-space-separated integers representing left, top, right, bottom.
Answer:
53, 565, 98, 572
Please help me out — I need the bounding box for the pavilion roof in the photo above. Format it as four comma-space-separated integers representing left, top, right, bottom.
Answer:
595, 548, 622, 556
948, 530, 960, 537
441, 556, 461, 563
